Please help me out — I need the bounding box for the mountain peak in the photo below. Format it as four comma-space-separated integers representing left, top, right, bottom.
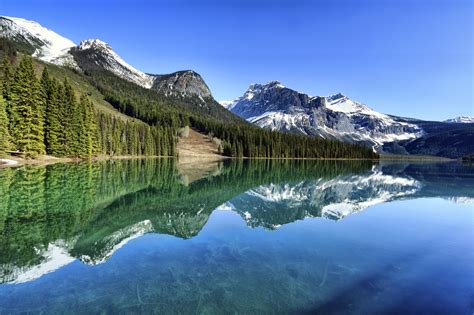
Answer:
327, 93, 347, 101
78, 39, 111, 51
151, 70, 212, 98
266, 80, 284, 88
248, 80, 285, 92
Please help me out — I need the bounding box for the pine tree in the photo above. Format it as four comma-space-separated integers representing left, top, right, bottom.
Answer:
61, 78, 79, 155
1, 56, 13, 102
0, 95, 11, 155
1, 56, 14, 136
79, 94, 97, 158
43, 77, 63, 155
10, 57, 45, 157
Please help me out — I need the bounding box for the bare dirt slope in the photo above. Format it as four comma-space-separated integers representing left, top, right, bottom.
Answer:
177, 129, 222, 158
177, 129, 226, 183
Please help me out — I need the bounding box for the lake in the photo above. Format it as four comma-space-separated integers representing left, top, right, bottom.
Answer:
0, 159, 472, 314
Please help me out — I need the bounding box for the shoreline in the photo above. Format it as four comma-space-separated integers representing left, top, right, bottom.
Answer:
0, 153, 456, 169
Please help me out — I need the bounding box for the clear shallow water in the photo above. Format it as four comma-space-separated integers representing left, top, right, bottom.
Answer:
0, 160, 472, 314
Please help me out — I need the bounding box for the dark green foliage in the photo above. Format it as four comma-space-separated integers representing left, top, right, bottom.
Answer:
42, 72, 63, 155
96, 112, 175, 156
193, 117, 379, 159
9, 57, 45, 157
0, 38, 35, 57
1, 57, 13, 103
80, 95, 98, 157
0, 55, 178, 159
0, 95, 10, 155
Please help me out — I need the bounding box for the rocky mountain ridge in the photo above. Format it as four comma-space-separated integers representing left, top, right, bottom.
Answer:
223, 81, 473, 157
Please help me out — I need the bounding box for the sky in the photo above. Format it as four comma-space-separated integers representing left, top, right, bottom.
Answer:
1, 0, 472, 120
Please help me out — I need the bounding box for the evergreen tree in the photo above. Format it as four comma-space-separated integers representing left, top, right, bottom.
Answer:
1, 56, 14, 136
10, 57, 45, 157
43, 77, 63, 155
79, 94, 97, 158
1, 56, 13, 102
61, 78, 79, 155
0, 95, 11, 155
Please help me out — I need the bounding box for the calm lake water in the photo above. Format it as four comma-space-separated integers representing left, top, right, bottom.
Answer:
0, 159, 472, 314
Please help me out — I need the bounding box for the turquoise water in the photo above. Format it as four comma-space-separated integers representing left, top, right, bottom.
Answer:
0, 160, 472, 314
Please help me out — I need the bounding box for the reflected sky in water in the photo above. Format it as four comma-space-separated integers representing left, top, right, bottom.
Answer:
0, 160, 472, 314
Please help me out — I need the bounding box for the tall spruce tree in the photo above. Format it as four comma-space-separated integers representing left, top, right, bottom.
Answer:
79, 94, 97, 158
61, 78, 78, 155
43, 76, 63, 156
10, 57, 45, 157
41, 69, 66, 156
1, 56, 13, 136
1, 56, 12, 102
0, 95, 11, 155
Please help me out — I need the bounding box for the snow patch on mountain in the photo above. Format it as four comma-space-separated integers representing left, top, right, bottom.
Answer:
326, 93, 385, 119
219, 100, 235, 109
246, 182, 310, 203
215, 202, 236, 211
444, 116, 474, 124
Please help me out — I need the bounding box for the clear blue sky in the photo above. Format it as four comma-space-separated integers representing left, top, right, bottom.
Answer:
1, 0, 472, 120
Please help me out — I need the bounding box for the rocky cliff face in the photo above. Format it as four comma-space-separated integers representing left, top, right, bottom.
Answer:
151, 70, 212, 98
225, 81, 422, 151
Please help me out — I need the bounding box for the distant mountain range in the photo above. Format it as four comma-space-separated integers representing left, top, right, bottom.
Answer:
0, 15, 472, 158
221, 81, 473, 158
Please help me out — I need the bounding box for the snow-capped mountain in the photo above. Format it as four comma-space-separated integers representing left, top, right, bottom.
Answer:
225, 81, 422, 151
224, 81, 474, 157
0, 16, 77, 67
444, 116, 474, 124
0, 16, 213, 97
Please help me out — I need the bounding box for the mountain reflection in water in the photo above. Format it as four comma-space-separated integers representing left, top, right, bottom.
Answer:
0, 159, 472, 314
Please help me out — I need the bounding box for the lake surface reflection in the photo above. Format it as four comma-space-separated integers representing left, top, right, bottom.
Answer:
0, 159, 472, 314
